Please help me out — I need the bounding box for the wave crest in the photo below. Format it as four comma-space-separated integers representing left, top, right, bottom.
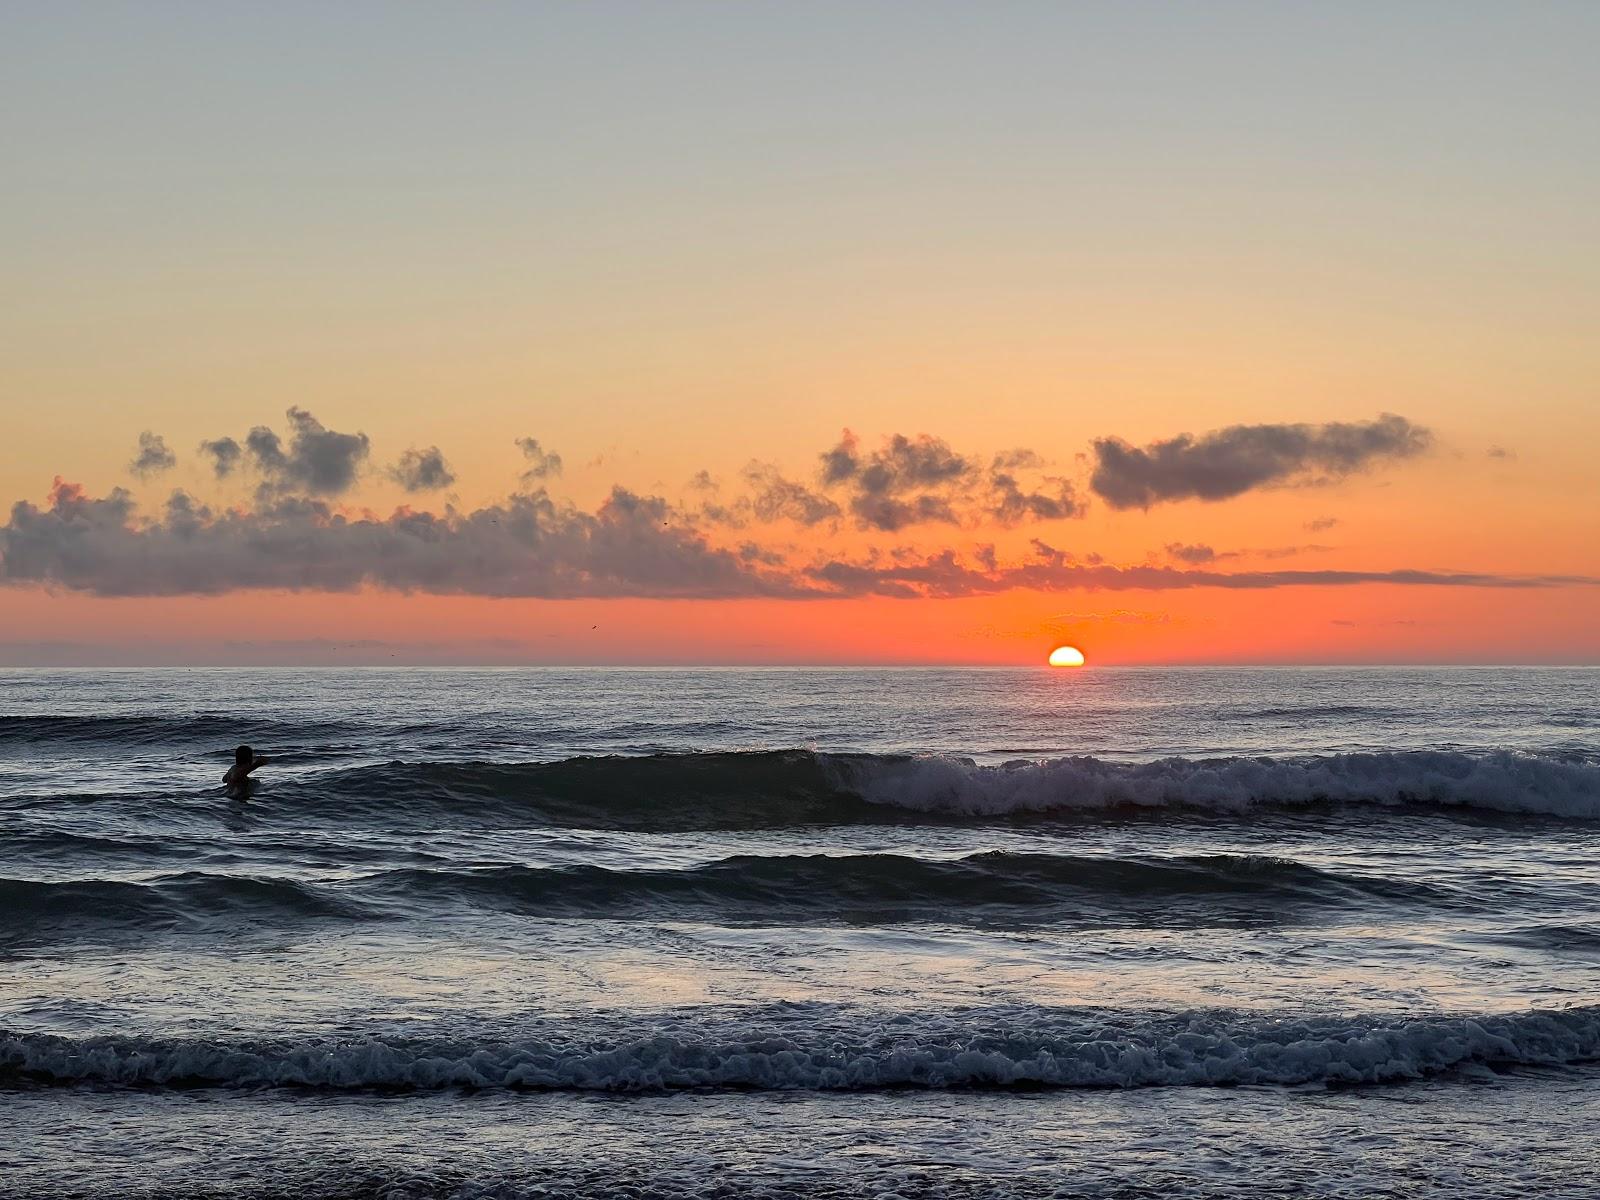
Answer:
826, 749, 1600, 819
1, 852, 1441, 944
276, 749, 1600, 828
5, 1005, 1596, 1092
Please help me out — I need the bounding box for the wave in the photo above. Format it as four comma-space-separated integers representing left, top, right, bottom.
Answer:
1229, 704, 1403, 720
269, 749, 1600, 829
1485, 922, 1600, 955
4, 1005, 1596, 1092
0, 713, 357, 749
367, 850, 1445, 925
0, 872, 371, 942
0, 851, 1443, 943
824, 750, 1600, 819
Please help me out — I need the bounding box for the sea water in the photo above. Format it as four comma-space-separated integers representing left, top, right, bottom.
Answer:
2, 666, 1598, 1197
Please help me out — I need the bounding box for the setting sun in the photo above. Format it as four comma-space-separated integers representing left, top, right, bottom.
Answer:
1048, 645, 1087, 668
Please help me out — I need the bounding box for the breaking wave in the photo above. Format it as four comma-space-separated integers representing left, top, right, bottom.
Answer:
5, 1004, 1596, 1092
267, 749, 1600, 828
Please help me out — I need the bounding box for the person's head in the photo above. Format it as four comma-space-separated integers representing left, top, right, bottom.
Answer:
234, 745, 253, 767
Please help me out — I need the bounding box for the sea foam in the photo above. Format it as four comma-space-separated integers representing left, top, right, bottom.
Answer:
5, 1005, 1596, 1092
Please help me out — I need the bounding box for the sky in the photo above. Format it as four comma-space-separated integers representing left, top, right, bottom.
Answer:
2, 1, 1597, 665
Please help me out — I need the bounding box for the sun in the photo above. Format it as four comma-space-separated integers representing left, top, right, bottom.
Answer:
1047, 645, 1086, 668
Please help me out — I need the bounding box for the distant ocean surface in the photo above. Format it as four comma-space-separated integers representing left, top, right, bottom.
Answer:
4, 666, 1599, 1199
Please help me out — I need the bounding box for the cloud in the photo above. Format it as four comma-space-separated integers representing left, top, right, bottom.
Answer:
0, 477, 810, 600
1487, 446, 1517, 461
1164, 542, 1328, 565
516, 438, 563, 483
6, 412, 1569, 607
988, 471, 1083, 525
1305, 516, 1340, 532
199, 437, 242, 479
1, 477, 1591, 601
820, 430, 972, 531
1165, 542, 1219, 565
128, 432, 176, 478
741, 463, 840, 526
1251, 544, 1332, 560
799, 550, 1596, 600
821, 430, 971, 492
1090, 414, 1431, 509
814, 431, 1082, 530
242, 408, 370, 496
390, 446, 455, 493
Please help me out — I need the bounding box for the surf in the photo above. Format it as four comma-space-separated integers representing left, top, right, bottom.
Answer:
248, 748, 1600, 828
6, 1003, 1597, 1092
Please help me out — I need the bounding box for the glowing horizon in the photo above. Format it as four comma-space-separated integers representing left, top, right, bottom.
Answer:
3, 4, 1597, 666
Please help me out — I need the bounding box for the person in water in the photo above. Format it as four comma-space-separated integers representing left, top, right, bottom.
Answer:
223, 744, 269, 798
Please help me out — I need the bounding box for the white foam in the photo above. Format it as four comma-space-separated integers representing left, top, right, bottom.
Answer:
825, 751, 1600, 819
5, 1006, 1597, 1091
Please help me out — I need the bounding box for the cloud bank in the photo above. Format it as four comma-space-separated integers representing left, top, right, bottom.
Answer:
2, 479, 800, 599
3, 406, 1551, 602
2, 476, 1587, 601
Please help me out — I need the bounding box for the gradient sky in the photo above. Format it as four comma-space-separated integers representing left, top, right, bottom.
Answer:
3, 1, 1597, 665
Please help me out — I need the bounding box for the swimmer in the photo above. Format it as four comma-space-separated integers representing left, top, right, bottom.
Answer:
223, 744, 270, 799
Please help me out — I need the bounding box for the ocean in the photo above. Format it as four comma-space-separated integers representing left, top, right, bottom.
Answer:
2, 666, 1598, 1198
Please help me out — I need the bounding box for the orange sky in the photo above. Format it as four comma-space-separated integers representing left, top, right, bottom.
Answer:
3, 5, 1597, 665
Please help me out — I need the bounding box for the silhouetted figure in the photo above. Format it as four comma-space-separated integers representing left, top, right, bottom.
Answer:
223, 744, 270, 799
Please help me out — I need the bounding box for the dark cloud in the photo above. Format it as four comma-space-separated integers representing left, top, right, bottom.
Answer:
822, 430, 970, 492
199, 437, 242, 479
515, 437, 563, 484
6, 412, 1562, 608
390, 446, 456, 493
987, 473, 1083, 525
816, 431, 1080, 531
1305, 516, 1340, 532
0, 478, 809, 600
128, 432, 176, 478
243, 408, 370, 496
1, 477, 1591, 601
849, 492, 960, 532
741, 463, 840, 526
820, 431, 973, 530
1090, 414, 1432, 509
1487, 446, 1516, 461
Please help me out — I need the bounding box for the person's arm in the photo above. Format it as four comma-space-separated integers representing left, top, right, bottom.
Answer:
243, 755, 270, 776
